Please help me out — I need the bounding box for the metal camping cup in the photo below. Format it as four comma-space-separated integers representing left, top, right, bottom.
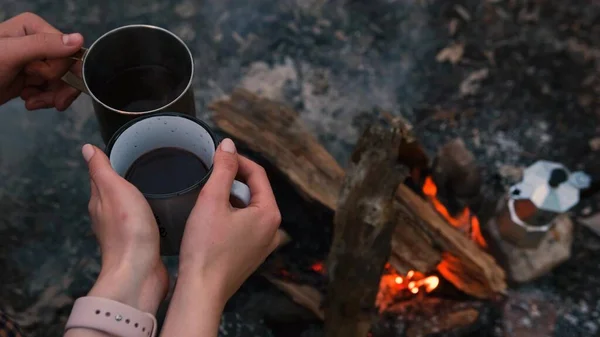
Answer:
62, 25, 196, 143
106, 113, 252, 255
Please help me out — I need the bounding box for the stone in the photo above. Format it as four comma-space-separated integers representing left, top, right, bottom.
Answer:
487, 210, 574, 283
503, 290, 557, 337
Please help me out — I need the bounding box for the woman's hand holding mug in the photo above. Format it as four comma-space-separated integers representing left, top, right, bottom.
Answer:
160, 139, 284, 337
80, 144, 169, 316
180, 139, 284, 299
75, 139, 283, 337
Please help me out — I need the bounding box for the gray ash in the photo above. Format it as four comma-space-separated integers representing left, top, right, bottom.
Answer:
218, 312, 275, 337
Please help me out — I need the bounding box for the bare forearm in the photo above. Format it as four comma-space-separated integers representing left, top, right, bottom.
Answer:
160, 272, 225, 337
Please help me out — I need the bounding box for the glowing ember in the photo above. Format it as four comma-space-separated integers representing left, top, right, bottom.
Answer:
422, 176, 487, 248
376, 265, 440, 311
310, 262, 325, 274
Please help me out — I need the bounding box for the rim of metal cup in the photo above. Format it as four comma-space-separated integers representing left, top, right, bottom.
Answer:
105, 112, 218, 199
82, 24, 195, 116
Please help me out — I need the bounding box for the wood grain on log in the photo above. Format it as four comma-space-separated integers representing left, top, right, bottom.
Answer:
390, 210, 442, 275
210, 89, 344, 210
324, 125, 408, 337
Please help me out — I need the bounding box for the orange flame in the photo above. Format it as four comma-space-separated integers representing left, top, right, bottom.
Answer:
422, 177, 487, 248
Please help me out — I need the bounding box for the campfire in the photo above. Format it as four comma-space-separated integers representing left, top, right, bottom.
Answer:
210, 89, 578, 337
376, 173, 492, 312
422, 176, 487, 249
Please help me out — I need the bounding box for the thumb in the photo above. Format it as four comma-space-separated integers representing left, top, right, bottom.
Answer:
203, 138, 239, 204
82, 144, 122, 198
4, 32, 83, 66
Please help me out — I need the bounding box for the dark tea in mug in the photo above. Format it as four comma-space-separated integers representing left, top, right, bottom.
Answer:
124, 147, 209, 195
96, 65, 185, 112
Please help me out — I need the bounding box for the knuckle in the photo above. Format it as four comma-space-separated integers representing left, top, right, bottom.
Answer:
272, 209, 282, 226
219, 155, 238, 172
117, 210, 129, 223
19, 12, 40, 22
51, 71, 65, 81
87, 156, 109, 181
88, 166, 101, 181
87, 200, 98, 216
34, 33, 48, 45
197, 185, 212, 200
44, 67, 63, 80
245, 159, 267, 176
88, 167, 111, 187
255, 165, 267, 177
261, 207, 282, 226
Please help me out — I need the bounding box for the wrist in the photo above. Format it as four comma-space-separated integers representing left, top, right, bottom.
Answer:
160, 269, 225, 337
175, 267, 227, 310
88, 261, 166, 314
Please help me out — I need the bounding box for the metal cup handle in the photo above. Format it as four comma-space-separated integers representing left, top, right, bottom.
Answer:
60, 47, 90, 95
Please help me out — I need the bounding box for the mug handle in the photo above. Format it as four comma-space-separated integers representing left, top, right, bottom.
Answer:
61, 48, 90, 95
231, 180, 251, 207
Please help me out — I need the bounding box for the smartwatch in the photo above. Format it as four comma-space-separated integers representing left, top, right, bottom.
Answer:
65, 297, 157, 337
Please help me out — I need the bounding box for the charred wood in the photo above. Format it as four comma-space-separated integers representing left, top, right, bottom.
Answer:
324, 124, 408, 337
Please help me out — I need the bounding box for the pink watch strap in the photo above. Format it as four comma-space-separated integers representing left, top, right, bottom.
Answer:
65, 297, 157, 337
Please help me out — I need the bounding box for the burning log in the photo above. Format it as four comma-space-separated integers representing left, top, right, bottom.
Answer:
210, 89, 506, 300
324, 124, 408, 337
389, 219, 441, 275
395, 184, 506, 299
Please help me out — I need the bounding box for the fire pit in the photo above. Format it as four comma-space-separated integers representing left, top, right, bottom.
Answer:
201, 89, 591, 337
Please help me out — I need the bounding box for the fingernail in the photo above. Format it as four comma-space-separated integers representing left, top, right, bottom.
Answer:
82, 144, 95, 162
62, 33, 81, 46
220, 138, 236, 154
